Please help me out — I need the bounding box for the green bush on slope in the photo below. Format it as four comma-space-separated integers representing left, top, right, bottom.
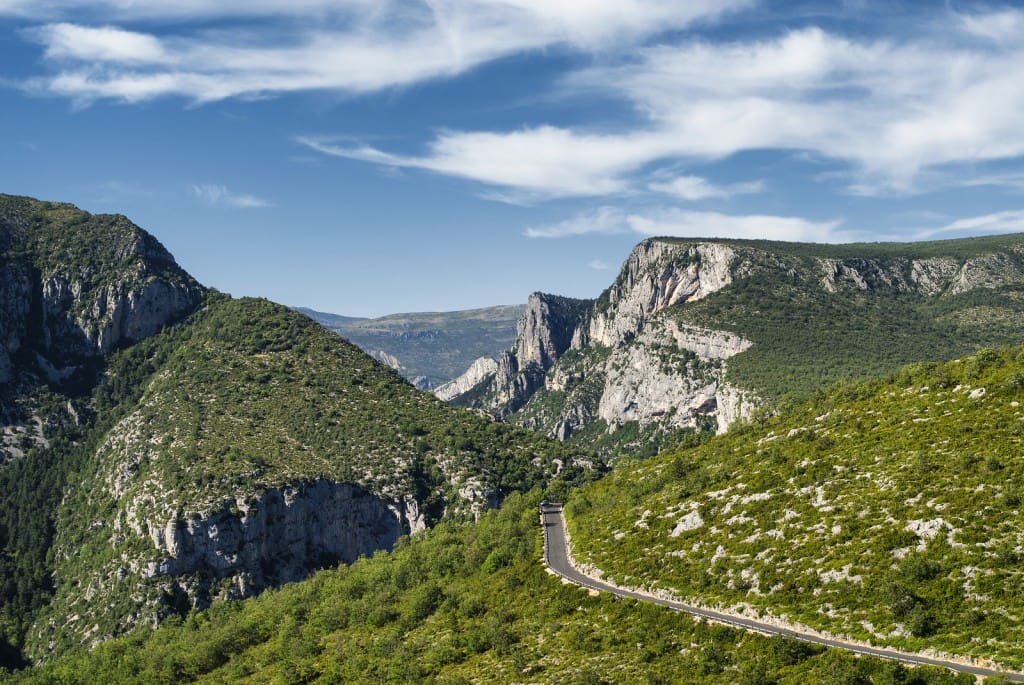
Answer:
568, 345, 1024, 668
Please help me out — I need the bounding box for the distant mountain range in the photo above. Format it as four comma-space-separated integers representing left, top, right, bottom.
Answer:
296, 304, 524, 390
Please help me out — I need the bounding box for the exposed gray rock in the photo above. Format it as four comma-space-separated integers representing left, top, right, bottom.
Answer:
451, 239, 751, 440
516, 292, 589, 368
598, 342, 719, 430
909, 257, 959, 295
587, 241, 736, 347
484, 293, 590, 415
145, 480, 410, 591
949, 253, 1023, 294
660, 321, 753, 360
370, 350, 403, 370
434, 356, 498, 401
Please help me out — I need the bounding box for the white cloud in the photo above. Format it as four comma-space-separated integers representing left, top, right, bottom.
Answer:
2, 0, 747, 28
300, 130, 665, 198
918, 210, 1024, 239
0, 0, 387, 21
648, 175, 764, 200
959, 9, 1024, 43
527, 206, 847, 243
19, 1, 749, 103
313, 11, 1024, 196
588, 259, 611, 270
190, 184, 271, 208
626, 209, 846, 242
35, 23, 168, 63
524, 206, 629, 238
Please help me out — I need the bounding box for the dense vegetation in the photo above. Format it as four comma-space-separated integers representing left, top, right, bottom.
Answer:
1, 493, 979, 685
0, 195, 591, 664
0, 195, 205, 667
568, 345, 1024, 668
299, 305, 524, 389
679, 272, 1024, 400
26, 295, 594, 659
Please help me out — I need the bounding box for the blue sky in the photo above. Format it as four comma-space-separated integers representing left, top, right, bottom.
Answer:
3, 0, 1024, 316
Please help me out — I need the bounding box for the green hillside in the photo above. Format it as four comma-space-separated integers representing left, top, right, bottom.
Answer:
657, 234, 1024, 400
22, 296, 592, 659
0, 196, 592, 665
567, 345, 1024, 668
2, 493, 973, 685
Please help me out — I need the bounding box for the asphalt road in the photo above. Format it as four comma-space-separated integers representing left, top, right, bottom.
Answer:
540, 503, 1024, 682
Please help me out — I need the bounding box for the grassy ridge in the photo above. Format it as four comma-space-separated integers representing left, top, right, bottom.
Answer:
679, 269, 1024, 401
567, 345, 1024, 668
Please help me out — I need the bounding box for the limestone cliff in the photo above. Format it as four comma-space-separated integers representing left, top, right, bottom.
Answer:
451, 240, 752, 446
486, 293, 590, 416
434, 356, 498, 401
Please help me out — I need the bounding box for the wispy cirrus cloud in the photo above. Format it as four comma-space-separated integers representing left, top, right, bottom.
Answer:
525, 206, 631, 238
298, 130, 663, 198
190, 184, 271, 208
917, 209, 1024, 240
648, 175, 764, 200
316, 11, 1024, 197
627, 209, 847, 242
17, 0, 749, 104
527, 206, 847, 243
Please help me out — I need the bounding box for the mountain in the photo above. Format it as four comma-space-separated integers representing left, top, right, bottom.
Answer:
296, 304, 525, 390
566, 345, 1024, 669
0, 195, 593, 664
445, 235, 1024, 457
0, 194, 203, 400
2, 493, 972, 685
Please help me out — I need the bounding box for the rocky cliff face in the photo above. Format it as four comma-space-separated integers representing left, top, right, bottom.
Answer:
32, 479, 418, 656
585, 241, 737, 348
434, 356, 498, 401
485, 293, 590, 416
445, 236, 1024, 452
451, 240, 751, 446
140, 481, 417, 582
0, 196, 203, 386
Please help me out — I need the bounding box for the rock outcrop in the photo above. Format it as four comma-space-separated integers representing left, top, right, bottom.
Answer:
487, 293, 590, 415
586, 241, 736, 348
145, 480, 411, 600
450, 240, 750, 444
434, 356, 498, 401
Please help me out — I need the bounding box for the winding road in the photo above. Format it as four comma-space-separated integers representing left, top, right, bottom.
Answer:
540, 503, 1024, 682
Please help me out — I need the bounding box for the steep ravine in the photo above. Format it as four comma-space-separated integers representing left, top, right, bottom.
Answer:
444, 240, 758, 449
